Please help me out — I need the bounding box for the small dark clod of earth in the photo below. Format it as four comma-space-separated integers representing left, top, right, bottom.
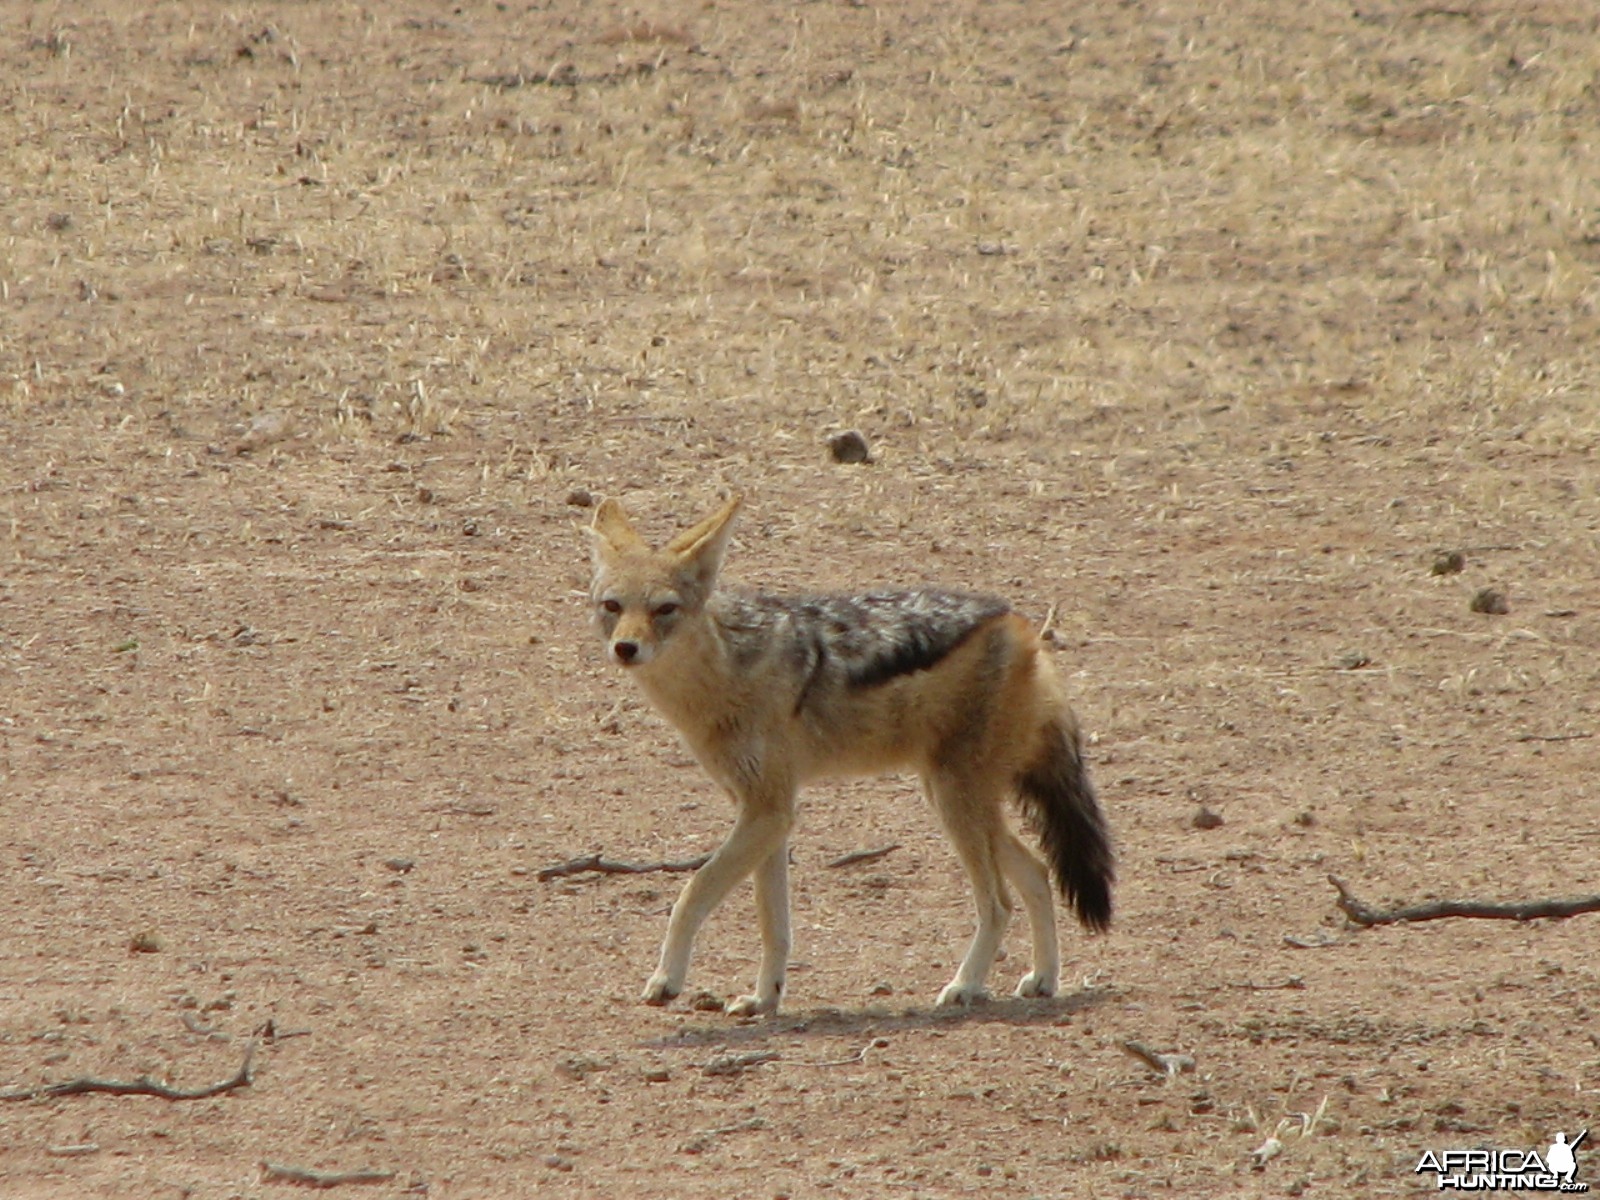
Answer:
566, 488, 594, 508
1431, 550, 1466, 576
1470, 588, 1509, 615
1192, 806, 1224, 830
827, 430, 871, 464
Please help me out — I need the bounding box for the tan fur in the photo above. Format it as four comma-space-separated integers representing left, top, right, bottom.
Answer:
588, 495, 1110, 1014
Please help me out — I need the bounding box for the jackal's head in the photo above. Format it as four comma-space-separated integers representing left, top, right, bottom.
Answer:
587, 495, 742, 669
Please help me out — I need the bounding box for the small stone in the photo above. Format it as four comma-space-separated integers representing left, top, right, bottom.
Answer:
689, 990, 726, 1013
1431, 550, 1466, 576
870, 981, 894, 996
234, 410, 293, 454
1192, 806, 1224, 830
565, 488, 594, 508
827, 430, 871, 464
129, 930, 164, 954
1470, 588, 1509, 615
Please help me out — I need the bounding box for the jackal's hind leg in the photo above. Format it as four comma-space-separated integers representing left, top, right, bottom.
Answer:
927, 774, 1012, 1008
997, 830, 1060, 998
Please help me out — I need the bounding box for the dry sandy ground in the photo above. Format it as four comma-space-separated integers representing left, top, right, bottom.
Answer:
2, 1, 1598, 1196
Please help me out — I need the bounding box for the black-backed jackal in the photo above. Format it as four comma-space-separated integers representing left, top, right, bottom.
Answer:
588, 495, 1113, 1015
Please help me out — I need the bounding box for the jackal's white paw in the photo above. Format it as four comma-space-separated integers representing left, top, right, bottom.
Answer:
935, 980, 990, 1008
726, 992, 779, 1018
1015, 971, 1058, 999
641, 973, 682, 1006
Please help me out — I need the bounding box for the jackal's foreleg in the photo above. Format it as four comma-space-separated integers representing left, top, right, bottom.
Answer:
643, 802, 792, 1008
726, 842, 791, 1016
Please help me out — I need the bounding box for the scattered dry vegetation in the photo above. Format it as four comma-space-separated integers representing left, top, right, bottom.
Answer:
2, 1, 1597, 1197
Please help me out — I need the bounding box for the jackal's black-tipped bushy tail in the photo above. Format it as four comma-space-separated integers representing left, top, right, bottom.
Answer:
1017, 717, 1114, 932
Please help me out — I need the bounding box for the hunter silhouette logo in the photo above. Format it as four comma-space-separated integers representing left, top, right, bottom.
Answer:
1550, 1132, 1585, 1189
1415, 1128, 1587, 1192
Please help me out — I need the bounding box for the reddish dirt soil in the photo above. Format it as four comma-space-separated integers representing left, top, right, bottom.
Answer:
2, 2, 1598, 1197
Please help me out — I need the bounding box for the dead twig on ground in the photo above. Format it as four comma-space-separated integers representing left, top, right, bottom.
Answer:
1230, 976, 1305, 991
1330, 875, 1600, 927
825, 843, 901, 869
468, 59, 659, 90
255, 1018, 313, 1044
701, 1050, 779, 1077
1, 1044, 254, 1103
536, 851, 711, 881
1119, 1040, 1196, 1079
808, 1037, 891, 1067
260, 1161, 397, 1188
701, 1117, 766, 1137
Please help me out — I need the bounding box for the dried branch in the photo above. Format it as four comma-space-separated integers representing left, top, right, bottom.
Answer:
701, 1050, 779, 1077
467, 59, 659, 91
1, 1044, 254, 1103
1229, 976, 1306, 991
1330, 875, 1600, 927
825, 843, 901, 869
808, 1037, 891, 1068
260, 1161, 396, 1188
1119, 1039, 1195, 1079
536, 851, 711, 882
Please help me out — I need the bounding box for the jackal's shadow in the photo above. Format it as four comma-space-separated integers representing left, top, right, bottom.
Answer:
642, 986, 1114, 1051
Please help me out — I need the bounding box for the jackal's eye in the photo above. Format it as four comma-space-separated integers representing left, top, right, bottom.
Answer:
600, 598, 622, 615
652, 601, 679, 618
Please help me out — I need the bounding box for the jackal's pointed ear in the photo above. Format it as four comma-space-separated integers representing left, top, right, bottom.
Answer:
665, 494, 743, 588
589, 497, 646, 558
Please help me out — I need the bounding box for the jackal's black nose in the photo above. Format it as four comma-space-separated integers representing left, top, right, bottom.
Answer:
613, 640, 640, 664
